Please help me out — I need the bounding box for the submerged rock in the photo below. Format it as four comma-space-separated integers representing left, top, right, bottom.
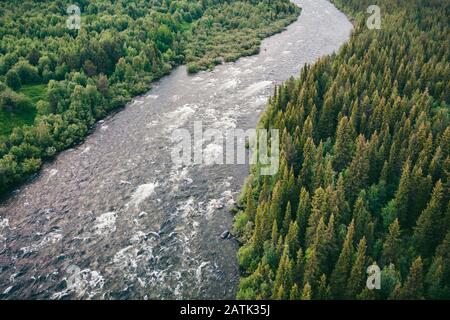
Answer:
220, 230, 231, 239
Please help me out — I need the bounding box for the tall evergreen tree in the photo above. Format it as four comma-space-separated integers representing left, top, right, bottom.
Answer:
333, 116, 354, 172
330, 221, 355, 299
382, 219, 402, 265
397, 257, 425, 300
346, 237, 367, 299
301, 282, 312, 300
414, 180, 445, 257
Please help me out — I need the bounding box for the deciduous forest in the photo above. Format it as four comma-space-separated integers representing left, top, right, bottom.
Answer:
234, 0, 449, 300
0, 0, 299, 195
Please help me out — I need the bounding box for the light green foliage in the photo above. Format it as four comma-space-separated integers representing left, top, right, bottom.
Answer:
0, 0, 299, 195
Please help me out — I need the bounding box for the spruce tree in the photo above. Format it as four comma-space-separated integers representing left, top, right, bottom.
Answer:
345, 135, 370, 204
397, 257, 424, 300
296, 187, 311, 246
272, 246, 293, 300
414, 180, 445, 257
289, 284, 300, 300
382, 219, 401, 265
395, 160, 412, 227
330, 221, 355, 299
317, 274, 331, 300
346, 237, 367, 299
301, 282, 312, 300
333, 116, 354, 172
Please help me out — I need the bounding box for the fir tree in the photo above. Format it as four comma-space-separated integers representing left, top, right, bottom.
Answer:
346, 237, 367, 299
330, 221, 355, 299
397, 257, 424, 300
301, 282, 312, 300
289, 284, 300, 300
382, 219, 401, 265
333, 116, 355, 172
414, 180, 445, 257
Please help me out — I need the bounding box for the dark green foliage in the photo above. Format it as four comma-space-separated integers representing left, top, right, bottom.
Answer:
5, 70, 21, 91
234, 0, 449, 300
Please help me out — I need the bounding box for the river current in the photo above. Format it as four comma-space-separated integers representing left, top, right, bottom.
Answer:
0, 0, 352, 299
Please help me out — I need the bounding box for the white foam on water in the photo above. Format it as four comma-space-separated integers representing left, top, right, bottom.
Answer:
94, 212, 117, 235
0, 218, 9, 242
0, 218, 9, 229
138, 277, 146, 288
174, 282, 183, 297
221, 78, 239, 91
243, 81, 272, 97
205, 198, 224, 218
171, 95, 180, 102
204, 188, 235, 218
169, 166, 193, 192
130, 231, 147, 244
196, 261, 210, 283
203, 143, 223, 165
147, 269, 168, 287
127, 183, 158, 208
223, 190, 236, 209
113, 246, 138, 270
212, 116, 237, 130
165, 104, 198, 131
113, 241, 155, 283
146, 120, 159, 128
191, 76, 203, 82
223, 66, 241, 77
252, 96, 268, 108
132, 99, 144, 106
205, 78, 218, 86
51, 268, 105, 300
48, 169, 58, 178
80, 146, 91, 155
19, 231, 63, 255
177, 198, 196, 218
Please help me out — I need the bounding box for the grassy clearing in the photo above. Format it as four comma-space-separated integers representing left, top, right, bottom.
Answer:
0, 84, 45, 137
19, 84, 47, 105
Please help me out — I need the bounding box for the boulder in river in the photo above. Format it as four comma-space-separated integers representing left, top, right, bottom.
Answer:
220, 230, 231, 239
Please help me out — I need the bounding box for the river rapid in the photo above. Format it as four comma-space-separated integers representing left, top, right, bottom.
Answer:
0, 0, 352, 299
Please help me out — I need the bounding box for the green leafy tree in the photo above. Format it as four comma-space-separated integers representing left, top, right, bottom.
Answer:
5, 69, 21, 90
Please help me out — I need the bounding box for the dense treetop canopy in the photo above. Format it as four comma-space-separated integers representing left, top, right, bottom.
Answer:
0, 0, 299, 195
234, 0, 449, 300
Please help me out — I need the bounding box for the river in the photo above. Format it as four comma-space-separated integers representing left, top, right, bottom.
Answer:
0, 0, 352, 299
